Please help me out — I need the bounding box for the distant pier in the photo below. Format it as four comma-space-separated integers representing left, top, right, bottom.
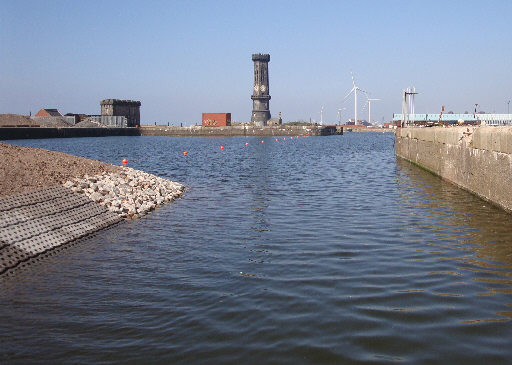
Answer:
0, 127, 139, 140
0, 125, 342, 141
140, 125, 340, 137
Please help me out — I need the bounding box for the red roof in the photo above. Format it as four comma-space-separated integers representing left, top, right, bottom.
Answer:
35, 108, 62, 117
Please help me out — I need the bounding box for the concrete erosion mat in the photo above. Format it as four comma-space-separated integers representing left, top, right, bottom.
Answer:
0, 186, 122, 274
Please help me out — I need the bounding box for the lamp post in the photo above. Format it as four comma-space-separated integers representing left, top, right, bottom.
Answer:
367, 98, 380, 127
337, 107, 346, 126
508, 100, 510, 114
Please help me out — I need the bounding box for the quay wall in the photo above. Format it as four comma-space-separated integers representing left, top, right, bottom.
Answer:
395, 126, 512, 213
0, 125, 343, 140
140, 125, 326, 137
347, 128, 394, 133
0, 126, 339, 140
0, 127, 140, 140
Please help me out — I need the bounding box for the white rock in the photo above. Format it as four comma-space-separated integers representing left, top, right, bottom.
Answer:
62, 166, 185, 220
90, 192, 102, 202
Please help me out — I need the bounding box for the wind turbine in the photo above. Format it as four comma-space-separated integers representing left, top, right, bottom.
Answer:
343, 71, 366, 125
367, 96, 380, 126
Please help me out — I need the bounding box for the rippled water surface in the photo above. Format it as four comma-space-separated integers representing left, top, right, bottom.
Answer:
2, 133, 512, 364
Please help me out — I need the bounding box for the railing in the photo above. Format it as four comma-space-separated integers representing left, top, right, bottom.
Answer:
392, 113, 512, 125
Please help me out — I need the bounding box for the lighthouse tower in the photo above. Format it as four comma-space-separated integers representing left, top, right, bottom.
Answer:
251, 53, 271, 126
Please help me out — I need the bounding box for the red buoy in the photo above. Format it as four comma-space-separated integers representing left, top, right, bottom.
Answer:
261, 140, 264, 143
220, 146, 224, 150
122, 159, 128, 164
245, 142, 249, 146
183, 151, 188, 156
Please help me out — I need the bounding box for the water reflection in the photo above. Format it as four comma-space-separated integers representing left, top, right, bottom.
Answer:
396, 157, 512, 322
396, 158, 512, 264
248, 141, 271, 234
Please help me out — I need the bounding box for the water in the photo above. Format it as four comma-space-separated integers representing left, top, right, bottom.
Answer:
2, 133, 512, 364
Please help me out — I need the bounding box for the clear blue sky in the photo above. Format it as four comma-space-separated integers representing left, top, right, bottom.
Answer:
1, 0, 511, 125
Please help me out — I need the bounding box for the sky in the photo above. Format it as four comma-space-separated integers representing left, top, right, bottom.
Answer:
1, 0, 511, 125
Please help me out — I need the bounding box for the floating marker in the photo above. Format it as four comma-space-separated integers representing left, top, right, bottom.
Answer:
275, 138, 278, 141
183, 151, 188, 156
261, 140, 264, 143
220, 146, 224, 150
122, 159, 128, 164
245, 142, 249, 146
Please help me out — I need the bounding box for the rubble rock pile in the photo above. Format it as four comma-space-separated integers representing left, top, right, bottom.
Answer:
74, 118, 105, 128
63, 167, 185, 218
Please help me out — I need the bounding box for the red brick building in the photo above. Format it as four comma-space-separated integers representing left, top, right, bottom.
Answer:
202, 113, 231, 127
341, 124, 366, 129
384, 121, 401, 128
35, 108, 62, 117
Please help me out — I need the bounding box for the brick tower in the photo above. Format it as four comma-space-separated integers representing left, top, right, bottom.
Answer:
251, 53, 271, 126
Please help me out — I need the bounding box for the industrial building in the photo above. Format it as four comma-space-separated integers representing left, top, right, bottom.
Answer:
33, 108, 75, 126
100, 99, 141, 127
202, 113, 231, 127
34, 109, 62, 117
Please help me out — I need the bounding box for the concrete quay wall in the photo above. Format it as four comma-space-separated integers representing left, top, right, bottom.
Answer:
395, 126, 512, 213
348, 128, 394, 133
141, 125, 322, 137
0, 126, 335, 140
0, 127, 140, 140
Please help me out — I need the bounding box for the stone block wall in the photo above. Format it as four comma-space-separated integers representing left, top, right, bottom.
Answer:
395, 126, 512, 213
140, 125, 323, 137
100, 99, 141, 127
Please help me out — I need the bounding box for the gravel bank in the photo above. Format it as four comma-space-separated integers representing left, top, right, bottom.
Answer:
0, 114, 38, 127
64, 168, 185, 218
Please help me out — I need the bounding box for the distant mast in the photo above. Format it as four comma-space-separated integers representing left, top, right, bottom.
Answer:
401, 87, 418, 127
